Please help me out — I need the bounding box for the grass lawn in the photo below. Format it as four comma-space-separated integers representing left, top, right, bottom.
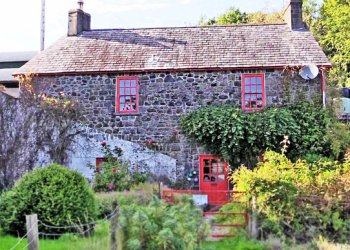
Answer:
202, 237, 266, 250
0, 221, 109, 250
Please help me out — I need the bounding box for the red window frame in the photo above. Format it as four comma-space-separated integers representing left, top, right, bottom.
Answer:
116, 76, 139, 114
241, 74, 265, 111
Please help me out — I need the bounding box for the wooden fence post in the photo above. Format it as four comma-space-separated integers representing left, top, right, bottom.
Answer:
110, 201, 119, 250
26, 214, 39, 250
250, 195, 258, 239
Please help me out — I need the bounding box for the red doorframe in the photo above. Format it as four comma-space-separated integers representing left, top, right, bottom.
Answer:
199, 155, 229, 204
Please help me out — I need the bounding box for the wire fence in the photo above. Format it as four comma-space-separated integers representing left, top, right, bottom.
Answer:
8, 206, 119, 250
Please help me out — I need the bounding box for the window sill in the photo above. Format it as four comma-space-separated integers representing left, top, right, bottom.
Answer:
114, 112, 141, 116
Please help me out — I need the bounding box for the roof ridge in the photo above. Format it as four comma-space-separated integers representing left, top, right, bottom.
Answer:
86, 23, 288, 32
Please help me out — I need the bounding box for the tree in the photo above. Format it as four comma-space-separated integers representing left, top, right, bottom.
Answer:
317, 0, 350, 87
199, 7, 248, 25
199, 6, 283, 26
246, 11, 283, 24
0, 74, 83, 190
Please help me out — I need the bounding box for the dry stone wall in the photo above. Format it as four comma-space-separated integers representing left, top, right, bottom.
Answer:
34, 69, 322, 181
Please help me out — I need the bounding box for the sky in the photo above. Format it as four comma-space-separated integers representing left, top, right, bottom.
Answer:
0, 0, 321, 52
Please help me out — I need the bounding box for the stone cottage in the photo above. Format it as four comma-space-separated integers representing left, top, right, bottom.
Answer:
15, 0, 331, 189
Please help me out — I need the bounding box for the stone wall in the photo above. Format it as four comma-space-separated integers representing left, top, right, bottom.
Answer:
33, 69, 322, 181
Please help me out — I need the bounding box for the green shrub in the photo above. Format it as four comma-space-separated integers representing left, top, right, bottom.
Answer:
95, 182, 157, 219
231, 151, 350, 242
0, 164, 98, 236
117, 195, 209, 250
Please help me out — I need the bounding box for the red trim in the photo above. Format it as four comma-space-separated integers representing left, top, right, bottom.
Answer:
321, 69, 327, 108
242, 73, 265, 111
13, 65, 333, 77
116, 76, 139, 114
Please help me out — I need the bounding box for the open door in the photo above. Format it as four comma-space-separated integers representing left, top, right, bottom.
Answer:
200, 155, 229, 205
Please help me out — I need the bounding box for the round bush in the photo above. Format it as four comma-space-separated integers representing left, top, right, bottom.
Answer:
0, 164, 98, 235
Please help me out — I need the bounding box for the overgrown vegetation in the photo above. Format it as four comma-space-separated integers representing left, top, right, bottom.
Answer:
0, 74, 82, 190
231, 151, 350, 242
91, 142, 148, 192
117, 194, 209, 250
181, 103, 349, 167
0, 164, 98, 236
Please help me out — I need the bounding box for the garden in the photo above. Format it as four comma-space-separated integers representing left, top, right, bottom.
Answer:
1, 101, 350, 250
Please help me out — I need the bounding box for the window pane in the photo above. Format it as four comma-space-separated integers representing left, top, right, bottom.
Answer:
119, 96, 125, 103
125, 80, 130, 87
245, 78, 250, 85
252, 77, 256, 84
120, 104, 125, 110
131, 80, 136, 87
251, 85, 256, 92
203, 175, 210, 182
257, 94, 262, 100
125, 96, 131, 101
245, 85, 250, 93
132, 103, 137, 110
131, 96, 137, 102
120, 80, 124, 88
218, 166, 224, 174
251, 95, 257, 108
218, 174, 225, 182
257, 77, 262, 84
120, 88, 124, 95
131, 88, 136, 95
257, 101, 263, 108
257, 85, 262, 93
125, 88, 130, 95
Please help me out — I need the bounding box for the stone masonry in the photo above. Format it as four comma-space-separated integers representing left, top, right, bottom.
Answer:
33, 69, 322, 181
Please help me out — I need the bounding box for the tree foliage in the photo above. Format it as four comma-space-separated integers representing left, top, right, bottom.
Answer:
317, 0, 350, 86
0, 74, 83, 190
199, 6, 283, 25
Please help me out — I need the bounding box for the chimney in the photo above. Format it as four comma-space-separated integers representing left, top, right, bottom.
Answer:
283, 0, 305, 30
68, 0, 91, 36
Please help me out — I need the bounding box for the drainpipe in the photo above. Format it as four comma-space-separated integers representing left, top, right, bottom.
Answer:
321, 68, 326, 108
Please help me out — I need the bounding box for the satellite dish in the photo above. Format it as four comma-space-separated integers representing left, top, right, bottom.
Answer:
299, 64, 319, 80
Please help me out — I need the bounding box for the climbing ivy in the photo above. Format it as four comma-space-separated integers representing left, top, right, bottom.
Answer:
181, 103, 346, 167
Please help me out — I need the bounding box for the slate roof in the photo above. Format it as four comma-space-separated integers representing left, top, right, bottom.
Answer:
16, 24, 331, 75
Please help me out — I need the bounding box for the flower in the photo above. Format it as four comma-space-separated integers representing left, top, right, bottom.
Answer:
101, 140, 107, 147
112, 168, 116, 173
108, 183, 114, 190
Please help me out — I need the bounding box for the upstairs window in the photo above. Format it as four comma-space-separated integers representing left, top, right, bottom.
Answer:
116, 76, 139, 114
242, 74, 265, 111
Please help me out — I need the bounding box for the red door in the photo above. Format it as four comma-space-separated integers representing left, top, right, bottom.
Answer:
200, 155, 229, 205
